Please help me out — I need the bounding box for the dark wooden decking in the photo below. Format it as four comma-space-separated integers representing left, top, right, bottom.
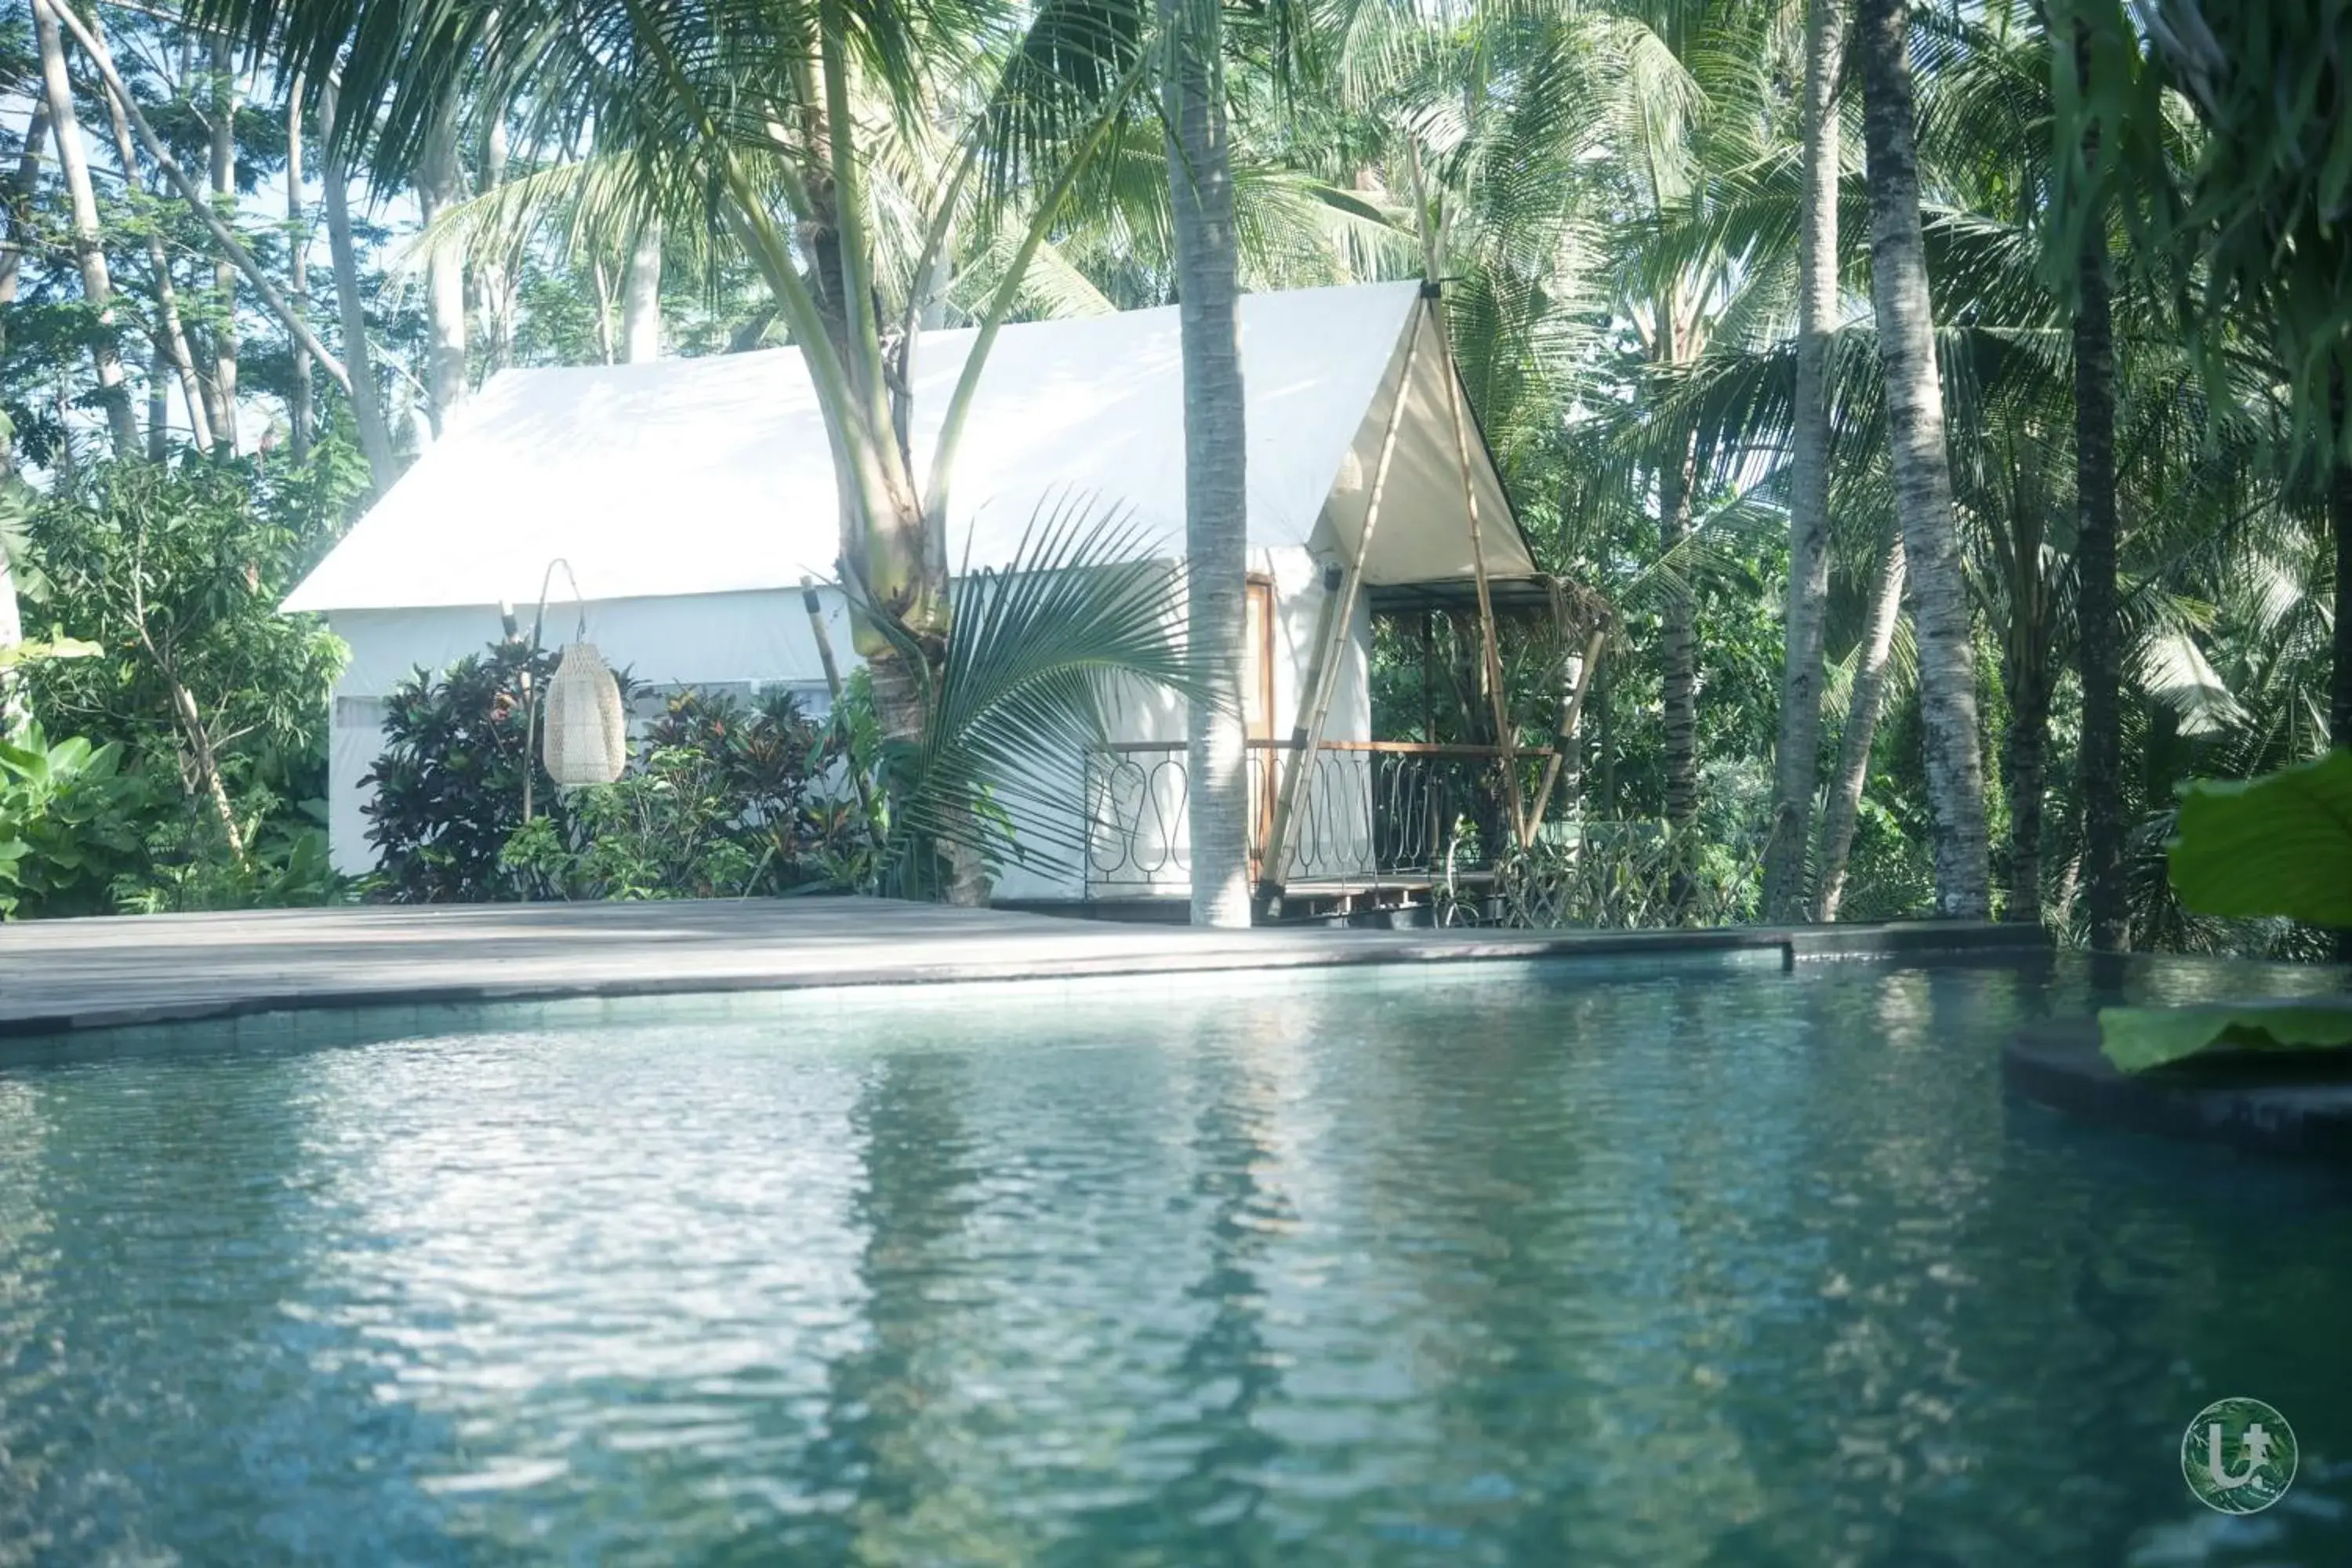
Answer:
0, 897, 2049, 1039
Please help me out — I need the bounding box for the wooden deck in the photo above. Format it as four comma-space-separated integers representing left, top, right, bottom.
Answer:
0, 897, 2051, 1039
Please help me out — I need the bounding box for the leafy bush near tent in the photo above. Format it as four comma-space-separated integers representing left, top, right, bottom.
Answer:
361, 640, 583, 902
499, 686, 877, 901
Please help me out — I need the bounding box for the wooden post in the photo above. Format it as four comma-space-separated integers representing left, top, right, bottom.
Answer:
802, 575, 877, 826
1256, 307, 1430, 905
800, 575, 848, 702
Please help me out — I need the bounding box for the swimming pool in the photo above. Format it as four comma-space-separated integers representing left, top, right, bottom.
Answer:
2, 954, 2346, 1564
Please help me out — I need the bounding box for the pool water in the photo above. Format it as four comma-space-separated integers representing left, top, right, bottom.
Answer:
2, 954, 2348, 1566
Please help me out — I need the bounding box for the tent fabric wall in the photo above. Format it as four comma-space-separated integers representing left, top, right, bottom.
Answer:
323, 554, 1372, 887
283, 283, 1514, 616
296, 281, 1530, 894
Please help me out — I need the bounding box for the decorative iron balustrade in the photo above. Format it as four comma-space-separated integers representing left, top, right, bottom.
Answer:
1082, 740, 1552, 899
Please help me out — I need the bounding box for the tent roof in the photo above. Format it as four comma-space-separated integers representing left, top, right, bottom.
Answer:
284, 280, 1539, 615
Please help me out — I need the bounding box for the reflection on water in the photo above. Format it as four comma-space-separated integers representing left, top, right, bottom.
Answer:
2, 956, 2347, 1566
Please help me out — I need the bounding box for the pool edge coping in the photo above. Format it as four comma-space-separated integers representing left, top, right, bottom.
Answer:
0, 920, 2054, 1045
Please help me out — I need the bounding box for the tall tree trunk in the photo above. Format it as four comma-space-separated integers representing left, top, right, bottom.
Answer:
2002, 647, 2052, 925
86, 13, 214, 455
318, 78, 399, 495
31, 0, 141, 460
2332, 374, 2352, 753
2072, 27, 2126, 953
0, 100, 49, 310
622, 220, 663, 364
1814, 535, 1904, 921
2332, 395, 2352, 967
1763, 0, 1847, 921
287, 71, 313, 461
477, 109, 516, 374
206, 33, 239, 453
1857, 0, 1990, 918
0, 99, 29, 702
1659, 437, 1700, 920
146, 338, 169, 459
417, 96, 466, 432
1162, 0, 1250, 927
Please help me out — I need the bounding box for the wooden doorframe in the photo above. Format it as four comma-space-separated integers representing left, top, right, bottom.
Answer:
1244, 572, 1276, 873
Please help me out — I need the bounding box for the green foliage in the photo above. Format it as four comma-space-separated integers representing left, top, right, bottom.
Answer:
5, 452, 362, 916
0, 722, 156, 919
24, 456, 351, 833
361, 640, 572, 903
2098, 1002, 2352, 1075
868, 501, 1204, 895
499, 686, 877, 901
2165, 750, 2352, 928
114, 798, 347, 915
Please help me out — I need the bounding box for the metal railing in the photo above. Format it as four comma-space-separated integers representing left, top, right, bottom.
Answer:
1082, 739, 1550, 899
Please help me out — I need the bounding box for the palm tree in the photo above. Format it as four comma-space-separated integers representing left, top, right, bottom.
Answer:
1856, 0, 1989, 917
1160, 0, 1250, 927
1762, 0, 1846, 921
213, 0, 1155, 900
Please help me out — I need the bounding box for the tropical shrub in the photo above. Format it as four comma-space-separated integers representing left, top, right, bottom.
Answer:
0, 724, 157, 919
361, 640, 582, 902
499, 685, 877, 900
24, 456, 355, 861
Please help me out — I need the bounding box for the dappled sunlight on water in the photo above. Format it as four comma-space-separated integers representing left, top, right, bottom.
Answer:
1, 956, 2347, 1565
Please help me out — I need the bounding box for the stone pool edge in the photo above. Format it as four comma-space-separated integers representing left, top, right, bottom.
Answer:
0, 918, 2050, 1045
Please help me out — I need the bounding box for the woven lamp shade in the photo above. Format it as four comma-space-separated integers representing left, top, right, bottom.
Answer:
542, 642, 627, 788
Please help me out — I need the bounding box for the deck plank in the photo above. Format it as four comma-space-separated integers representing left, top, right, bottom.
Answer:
0, 897, 2049, 1037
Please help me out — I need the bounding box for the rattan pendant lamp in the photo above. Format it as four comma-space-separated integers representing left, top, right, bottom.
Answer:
510, 558, 626, 821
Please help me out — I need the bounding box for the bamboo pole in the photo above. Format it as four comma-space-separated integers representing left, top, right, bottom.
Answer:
1526, 626, 1606, 833
1431, 299, 1526, 848
1403, 139, 1523, 848
1256, 310, 1431, 904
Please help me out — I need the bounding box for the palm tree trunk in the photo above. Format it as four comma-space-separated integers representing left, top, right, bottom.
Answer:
477, 110, 516, 376
206, 34, 240, 454
2073, 27, 2126, 953
2332, 390, 2352, 967
1814, 535, 1904, 922
1857, 0, 1990, 919
2002, 654, 2052, 925
1659, 437, 1700, 920
623, 220, 663, 363
417, 95, 466, 433
1162, 0, 1250, 928
287, 71, 313, 462
1764, 0, 1846, 922
31, 0, 142, 460
2332, 373, 2352, 753
318, 78, 399, 495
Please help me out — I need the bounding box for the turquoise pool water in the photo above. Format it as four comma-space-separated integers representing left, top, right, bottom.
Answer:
2, 954, 2347, 1566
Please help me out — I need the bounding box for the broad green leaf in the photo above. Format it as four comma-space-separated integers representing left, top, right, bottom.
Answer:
2099, 1004, 2352, 1074
0, 636, 103, 670
2165, 750, 2352, 927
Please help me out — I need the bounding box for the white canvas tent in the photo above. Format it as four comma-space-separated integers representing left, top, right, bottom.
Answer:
286, 279, 1548, 902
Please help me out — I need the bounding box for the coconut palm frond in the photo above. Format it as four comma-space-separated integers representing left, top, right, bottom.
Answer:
873, 495, 1212, 884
